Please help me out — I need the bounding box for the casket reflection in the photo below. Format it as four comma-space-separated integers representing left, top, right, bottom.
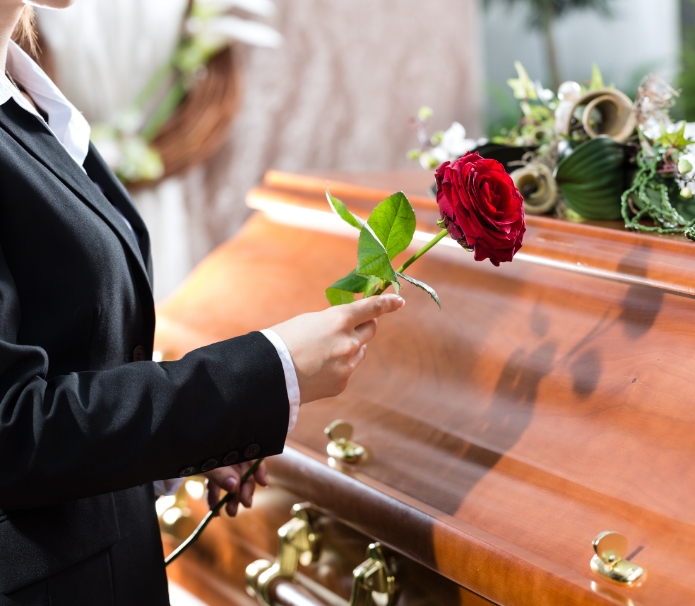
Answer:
157, 170, 695, 606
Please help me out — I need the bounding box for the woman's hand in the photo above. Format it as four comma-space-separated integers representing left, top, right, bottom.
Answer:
270, 294, 405, 404
203, 460, 268, 517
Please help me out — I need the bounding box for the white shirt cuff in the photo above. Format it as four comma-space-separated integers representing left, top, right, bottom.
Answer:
154, 478, 184, 497
260, 329, 300, 433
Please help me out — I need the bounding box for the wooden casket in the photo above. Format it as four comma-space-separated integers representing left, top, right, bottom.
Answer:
156, 170, 695, 606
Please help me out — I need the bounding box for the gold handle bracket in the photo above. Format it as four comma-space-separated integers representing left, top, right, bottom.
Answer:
246, 505, 398, 606
590, 531, 646, 587
246, 503, 320, 606
349, 543, 398, 606
325, 420, 365, 464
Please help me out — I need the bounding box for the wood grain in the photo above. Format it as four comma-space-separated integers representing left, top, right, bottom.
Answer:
157, 170, 695, 605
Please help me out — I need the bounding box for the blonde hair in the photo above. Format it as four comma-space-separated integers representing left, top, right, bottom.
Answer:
12, 6, 38, 58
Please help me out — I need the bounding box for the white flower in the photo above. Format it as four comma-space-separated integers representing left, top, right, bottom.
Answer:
557, 81, 581, 103
439, 122, 476, 159
429, 146, 450, 165
640, 118, 664, 142
679, 155, 694, 175
685, 122, 695, 143
418, 151, 440, 170
535, 81, 554, 104
187, 14, 282, 48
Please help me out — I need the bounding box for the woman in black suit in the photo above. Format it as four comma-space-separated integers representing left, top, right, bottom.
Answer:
0, 3, 403, 604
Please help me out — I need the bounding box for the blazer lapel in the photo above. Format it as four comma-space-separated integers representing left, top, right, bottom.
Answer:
83, 143, 154, 285
0, 100, 152, 289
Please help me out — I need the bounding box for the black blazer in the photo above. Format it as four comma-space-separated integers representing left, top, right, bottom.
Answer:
0, 99, 290, 605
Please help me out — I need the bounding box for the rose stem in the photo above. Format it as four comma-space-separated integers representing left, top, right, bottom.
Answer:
370, 228, 449, 297
164, 458, 264, 567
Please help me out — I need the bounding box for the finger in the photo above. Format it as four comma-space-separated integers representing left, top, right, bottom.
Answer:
207, 482, 220, 514
348, 343, 367, 369
354, 318, 377, 346
205, 466, 241, 495
347, 294, 404, 327
225, 492, 240, 517
240, 476, 256, 508
254, 461, 269, 487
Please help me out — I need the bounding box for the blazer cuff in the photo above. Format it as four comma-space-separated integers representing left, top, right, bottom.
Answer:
260, 329, 300, 432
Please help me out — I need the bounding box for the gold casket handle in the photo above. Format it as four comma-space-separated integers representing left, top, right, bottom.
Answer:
590, 531, 646, 586
246, 504, 398, 606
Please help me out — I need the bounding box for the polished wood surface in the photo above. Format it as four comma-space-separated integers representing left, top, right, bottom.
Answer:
157, 170, 695, 605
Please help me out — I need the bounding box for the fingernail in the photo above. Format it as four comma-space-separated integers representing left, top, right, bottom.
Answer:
397, 296, 405, 306
224, 477, 238, 492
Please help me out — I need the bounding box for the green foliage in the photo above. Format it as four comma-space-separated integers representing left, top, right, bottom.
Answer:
621, 152, 695, 239
324, 192, 440, 307
397, 273, 441, 309
325, 271, 373, 306
356, 225, 400, 287
675, 0, 695, 122
589, 64, 605, 90
656, 122, 695, 151
677, 48, 695, 122
493, 62, 557, 150
366, 192, 416, 260
554, 136, 627, 220
326, 190, 364, 229
507, 61, 538, 100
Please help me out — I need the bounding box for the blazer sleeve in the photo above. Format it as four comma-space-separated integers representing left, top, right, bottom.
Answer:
0, 243, 290, 510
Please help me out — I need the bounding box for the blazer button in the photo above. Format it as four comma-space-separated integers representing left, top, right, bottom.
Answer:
133, 345, 146, 362
179, 465, 197, 478
200, 458, 218, 473
244, 444, 260, 459
222, 451, 239, 466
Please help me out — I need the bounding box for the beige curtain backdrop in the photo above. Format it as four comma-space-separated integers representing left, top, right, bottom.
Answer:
39, 0, 482, 301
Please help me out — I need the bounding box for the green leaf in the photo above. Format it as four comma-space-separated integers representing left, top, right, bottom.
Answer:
554, 137, 626, 220
326, 189, 364, 229
656, 122, 695, 151
356, 224, 399, 289
367, 192, 416, 260
507, 61, 537, 100
325, 270, 371, 306
590, 64, 605, 90
398, 273, 441, 309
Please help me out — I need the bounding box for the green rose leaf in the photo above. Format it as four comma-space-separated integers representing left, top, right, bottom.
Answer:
357, 225, 399, 292
367, 192, 416, 260
326, 270, 371, 306
326, 189, 364, 229
398, 273, 441, 309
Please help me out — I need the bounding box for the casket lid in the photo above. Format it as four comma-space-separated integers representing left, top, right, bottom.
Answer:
156, 170, 695, 606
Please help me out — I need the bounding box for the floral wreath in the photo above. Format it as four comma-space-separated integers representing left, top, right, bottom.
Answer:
88, 0, 281, 187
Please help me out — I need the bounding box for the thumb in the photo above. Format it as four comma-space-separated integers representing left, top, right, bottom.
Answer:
348, 294, 404, 327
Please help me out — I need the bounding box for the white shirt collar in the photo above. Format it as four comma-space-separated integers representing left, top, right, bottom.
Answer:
2, 41, 91, 166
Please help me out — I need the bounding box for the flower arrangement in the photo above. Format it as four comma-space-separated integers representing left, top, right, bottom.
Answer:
409, 63, 695, 240
92, 0, 281, 186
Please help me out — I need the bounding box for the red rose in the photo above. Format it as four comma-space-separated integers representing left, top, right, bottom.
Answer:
435, 152, 526, 266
